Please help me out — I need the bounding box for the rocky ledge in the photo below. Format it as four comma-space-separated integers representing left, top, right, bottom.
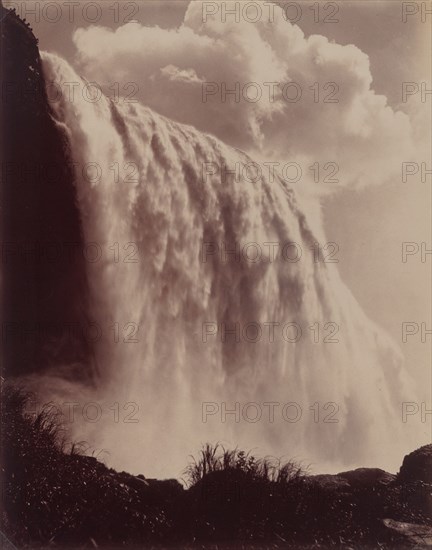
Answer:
1, 387, 431, 548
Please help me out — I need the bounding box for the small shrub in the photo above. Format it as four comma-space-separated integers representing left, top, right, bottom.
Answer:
183, 442, 306, 487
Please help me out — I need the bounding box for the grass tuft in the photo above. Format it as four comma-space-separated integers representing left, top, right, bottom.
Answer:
183, 442, 306, 487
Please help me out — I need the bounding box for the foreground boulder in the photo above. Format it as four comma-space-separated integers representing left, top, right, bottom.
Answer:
399, 444, 432, 484
337, 468, 396, 487
382, 518, 432, 546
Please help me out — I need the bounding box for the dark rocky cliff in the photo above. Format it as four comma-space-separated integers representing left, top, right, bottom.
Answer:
1, 4, 92, 378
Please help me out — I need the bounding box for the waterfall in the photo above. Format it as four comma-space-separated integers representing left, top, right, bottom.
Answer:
35, 51, 418, 478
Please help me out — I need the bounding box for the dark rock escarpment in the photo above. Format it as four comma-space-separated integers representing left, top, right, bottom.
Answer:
1, 4, 92, 378
399, 444, 432, 484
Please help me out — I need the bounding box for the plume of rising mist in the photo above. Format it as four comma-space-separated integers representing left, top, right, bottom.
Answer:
72, 1, 419, 193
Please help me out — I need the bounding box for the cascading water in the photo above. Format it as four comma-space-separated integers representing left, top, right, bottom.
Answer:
34, 51, 419, 478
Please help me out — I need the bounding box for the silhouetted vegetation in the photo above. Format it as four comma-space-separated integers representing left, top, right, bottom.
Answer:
183, 442, 306, 487
1, 385, 173, 547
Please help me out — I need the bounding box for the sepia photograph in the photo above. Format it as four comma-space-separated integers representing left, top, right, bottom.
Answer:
1, 0, 431, 547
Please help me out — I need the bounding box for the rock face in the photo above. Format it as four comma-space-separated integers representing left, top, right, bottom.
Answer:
307, 473, 351, 490
382, 519, 432, 546
337, 468, 396, 487
1, 5, 91, 378
399, 444, 432, 484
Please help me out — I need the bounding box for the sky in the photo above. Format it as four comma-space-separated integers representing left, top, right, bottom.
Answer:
5, 0, 431, 400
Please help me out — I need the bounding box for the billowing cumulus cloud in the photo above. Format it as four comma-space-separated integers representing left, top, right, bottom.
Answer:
72, 1, 420, 190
